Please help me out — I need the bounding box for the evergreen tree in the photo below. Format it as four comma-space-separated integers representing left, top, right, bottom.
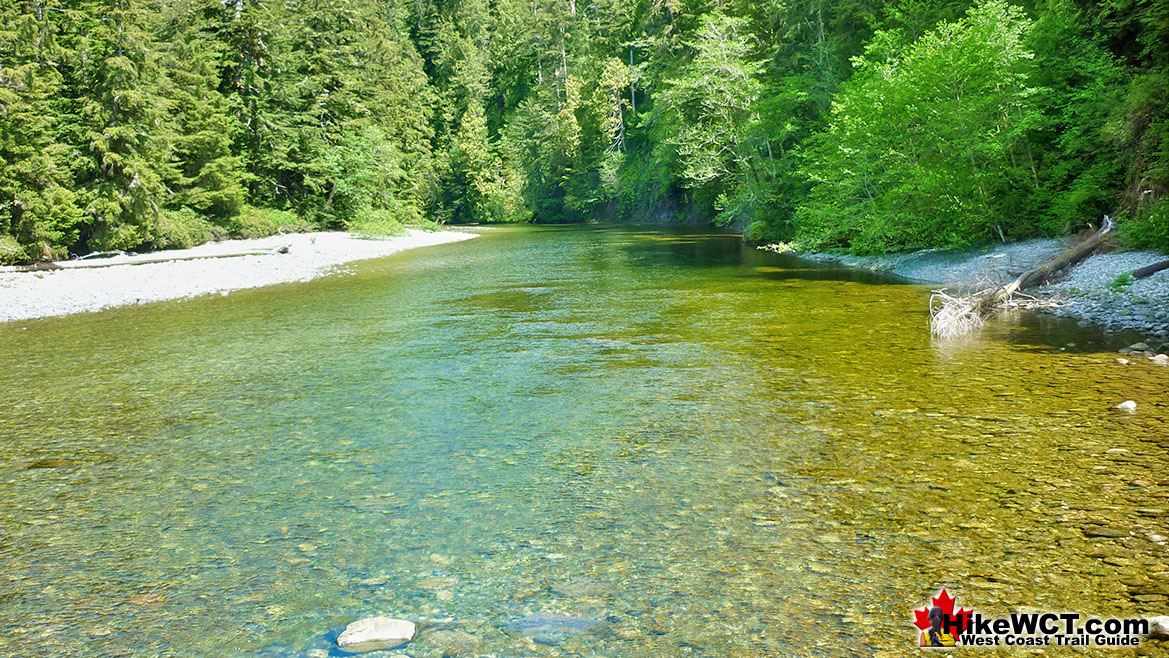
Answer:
448, 97, 521, 222
355, 6, 440, 219
1026, 0, 1126, 234
69, 0, 169, 251
0, 0, 84, 261
155, 0, 246, 223
218, 0, 273, 202
660, 11, 765, 219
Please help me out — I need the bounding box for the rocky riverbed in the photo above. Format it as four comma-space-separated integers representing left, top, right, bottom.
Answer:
777, 239, 1169, 349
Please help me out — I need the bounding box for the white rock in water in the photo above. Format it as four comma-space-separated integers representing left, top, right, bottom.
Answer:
337, 616, 415, 652
1115, 400, 1138, 413
1117, 358, 1129, 365
1150, 354, 1169, 366
1148, 615, 1169, 639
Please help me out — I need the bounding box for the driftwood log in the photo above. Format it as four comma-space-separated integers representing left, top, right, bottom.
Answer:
930, 216, 1115, 338
0, 245, 290, 273
1132, 258, 1169, 279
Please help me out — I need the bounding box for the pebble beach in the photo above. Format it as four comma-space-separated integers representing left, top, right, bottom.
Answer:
0, 229, 479, 323
784, 239, 1169, 348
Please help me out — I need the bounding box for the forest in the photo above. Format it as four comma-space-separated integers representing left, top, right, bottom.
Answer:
1, 0, 1166, 263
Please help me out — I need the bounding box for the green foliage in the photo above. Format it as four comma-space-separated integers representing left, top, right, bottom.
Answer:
743, 218, 790, 244
1121, 201, 1169, 252
795, 1, 1040, 253
348, 210, 408, 238
1108, 271, 1134, 290
74, 0, 170, 252
1026, 0, 1127, 235
503, 95, 573, 219
155, 0, 247, 220
446, 98, 522, 222
0, 234, 26, 264
614, 149, 657, 207
1093, 0, 1169, 209
151, 208, 219, 250
0, 0, 85, 260
660, 11, 765, 213
2, 0, 1168, 261
309, 126, 419, 229
227, 207, 308, 239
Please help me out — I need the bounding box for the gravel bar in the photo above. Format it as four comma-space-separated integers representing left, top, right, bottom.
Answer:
0, 229, 479, 323
779, 239, 1169, 348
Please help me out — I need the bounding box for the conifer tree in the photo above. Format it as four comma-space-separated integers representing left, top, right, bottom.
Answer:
71, 0, 169, 250
661, 11, 765, 212
447, 97, 519, 222
0, 0, 84, 261
155, 0, 246, 223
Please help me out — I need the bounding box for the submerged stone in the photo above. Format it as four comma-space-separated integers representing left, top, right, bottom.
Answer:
551, 578, 611, 598
1083, 525, 1128, 538
337, 617, 415, 653
506, 612, 600, 645
426, 629, 478, 655
26, 458, 71, 469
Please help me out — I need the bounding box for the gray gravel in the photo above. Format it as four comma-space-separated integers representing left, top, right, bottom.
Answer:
0, 230, 479, 323
794, 238, 1067, 288
1039, 250, 1169, 345
777, 239, 1169, 348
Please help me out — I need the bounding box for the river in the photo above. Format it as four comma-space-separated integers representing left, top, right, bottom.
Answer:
0, 225, 1165, 656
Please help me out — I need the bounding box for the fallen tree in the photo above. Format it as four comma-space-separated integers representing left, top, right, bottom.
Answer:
1132, 258, 1169, 279
930, 215, 1115, 338
0, 245, 290, 273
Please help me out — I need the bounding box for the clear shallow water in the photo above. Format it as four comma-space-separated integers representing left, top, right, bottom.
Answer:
0, 224, 1167, 657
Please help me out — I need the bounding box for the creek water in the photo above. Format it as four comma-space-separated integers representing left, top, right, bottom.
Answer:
0, 225, 1166, 657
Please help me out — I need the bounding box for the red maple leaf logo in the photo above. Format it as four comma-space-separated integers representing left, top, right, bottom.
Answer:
913, 588, 972, 635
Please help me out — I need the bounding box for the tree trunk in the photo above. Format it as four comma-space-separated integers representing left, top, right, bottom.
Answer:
931, 216, 1115, 337
2, 246, 290, 272
1132, 258, 1169, 279
980, 215, 1114, 310
629, 48, 636, 113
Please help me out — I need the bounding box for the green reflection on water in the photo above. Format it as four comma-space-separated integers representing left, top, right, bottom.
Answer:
0, 225, 1166, 657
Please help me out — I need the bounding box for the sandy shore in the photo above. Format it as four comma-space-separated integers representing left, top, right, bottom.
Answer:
0, 229, 478, 323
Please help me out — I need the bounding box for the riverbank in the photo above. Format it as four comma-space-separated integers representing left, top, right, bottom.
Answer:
771, 239, 1169, 348
0, 229, 479, 323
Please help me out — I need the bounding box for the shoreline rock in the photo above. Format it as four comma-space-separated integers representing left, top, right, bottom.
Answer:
780, 238, 1066, 287
337, 616, 416, 653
